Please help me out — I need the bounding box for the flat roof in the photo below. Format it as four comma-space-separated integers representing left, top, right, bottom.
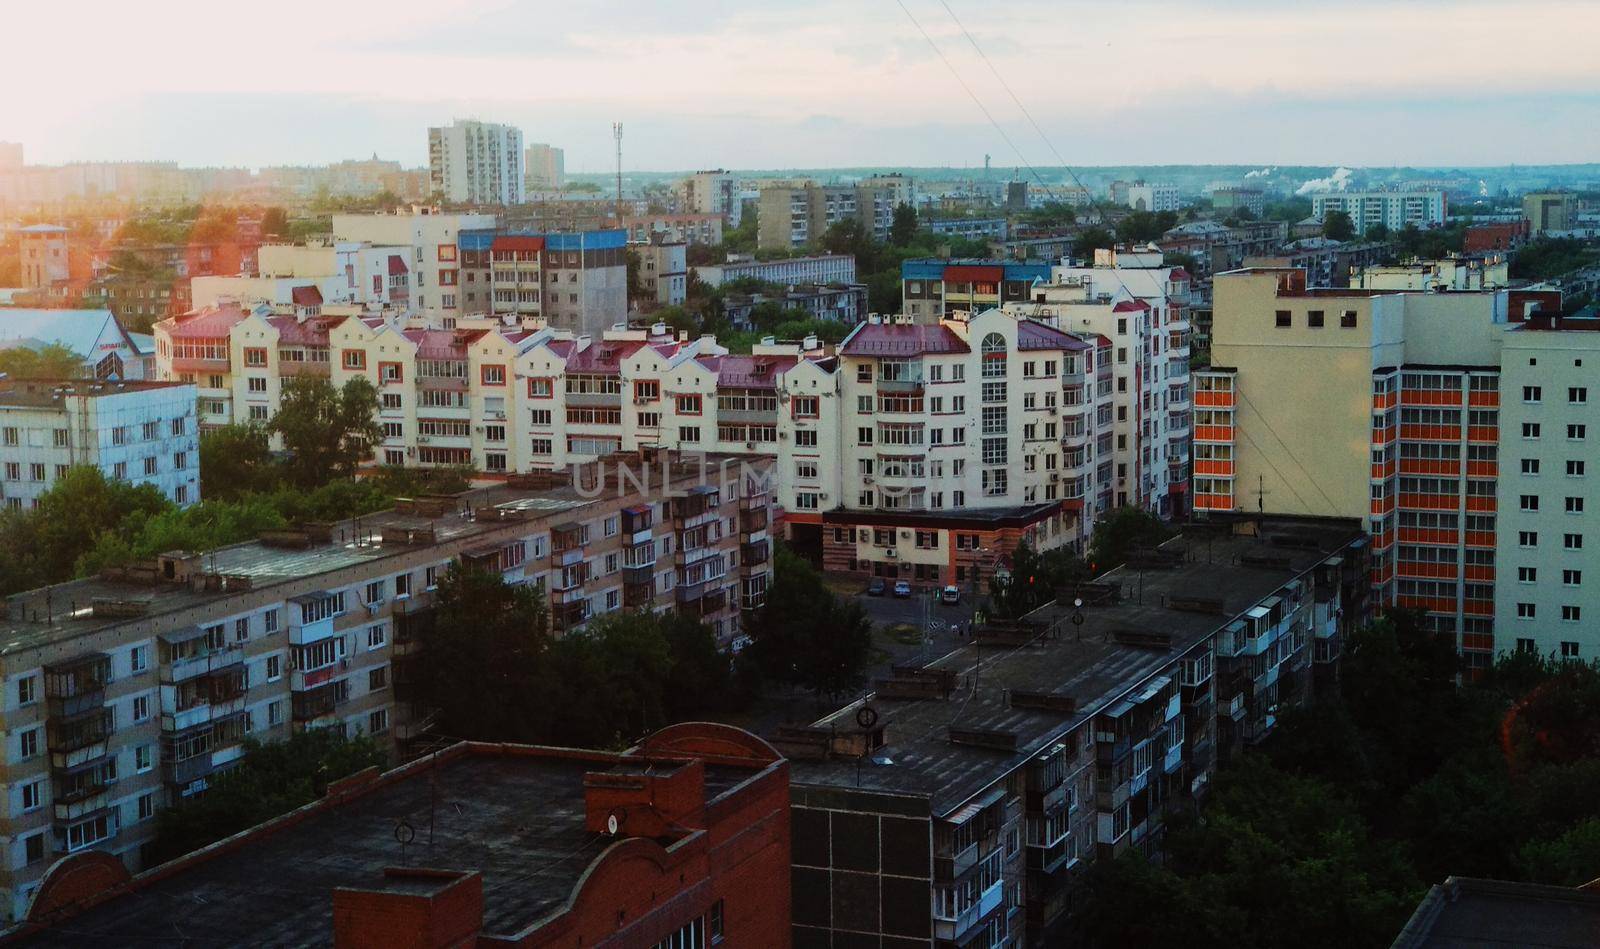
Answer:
0, 379, 192, 408
1, 453, 759, 654
787, 515, 1363, 817
11, 746, 761, 947
1392, 876, 1600, 948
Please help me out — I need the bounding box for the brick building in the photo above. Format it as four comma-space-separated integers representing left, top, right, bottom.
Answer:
4, 723, 790, 948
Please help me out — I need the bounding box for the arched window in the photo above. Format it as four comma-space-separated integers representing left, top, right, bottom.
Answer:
981, 332, 1007, 355
981, 332, 1007, 378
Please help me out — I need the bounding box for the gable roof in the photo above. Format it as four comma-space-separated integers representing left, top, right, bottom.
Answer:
840, 322, 970, 357
1017, 320, 1091, 351
0, 308, 128, 357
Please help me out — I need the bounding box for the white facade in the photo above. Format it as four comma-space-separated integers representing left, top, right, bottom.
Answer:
192, 243, 413, 313
1312, 190, 1446, 235
0, 380, 199, 508
524, 143, 565, 191
427, 121, 525, 206
331, 210, 497, 321
695, 255, 857, 288
675, 170, 741, 228
1127, 183, 1180, 213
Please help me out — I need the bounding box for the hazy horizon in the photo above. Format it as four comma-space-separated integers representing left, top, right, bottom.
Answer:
6, 0, 1598, 172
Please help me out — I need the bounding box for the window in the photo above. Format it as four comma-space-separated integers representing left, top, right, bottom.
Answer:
1520, 531, 1538, 547
135, 744, 153, 772
133, 694, 150, 722
676, 394, 702, 415
1517, 602, 1536, 619
368, 709, 389, 735
1521, 494, 1540, 512
1274, 310, 1291, 328
1523, 422, 1541, 439
1571, 460, 1588, 478
678, 425, 700, 443
1566, 533, 1584, 550
1570, 424, 1587, 440
1307, 310, 1325, 328
266, 655, 282, 681
481, 364, 506, 386
1568, 496, 1585, 514
710, 899, 725, 943
1524, 385, 1543, 403
1571, 387, 1588, 405
16, 674, 36, 706
268, 700, 283, 725
367, 624, 387, 649
19, 727, 39, 759
1518, 567, 1537, 583
1522, 458, 1541, 475
24, 834, 45, 866
137, 792, 157, 821
1340, 310, 1358, 327
1563, 641, 1582, 658
368, 666, 388, 691
1564, 569, 1582, 586
342, 349, 366, 370
21, 780, 41, 811
234, 617, 249, 642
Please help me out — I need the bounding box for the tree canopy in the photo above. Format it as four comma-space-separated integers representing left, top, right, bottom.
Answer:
270, 376, 383, 487
745, 544, 874, 700
1087, 506, 1173, 575
0, 343, 84, 380
1321, 209, 1356, 242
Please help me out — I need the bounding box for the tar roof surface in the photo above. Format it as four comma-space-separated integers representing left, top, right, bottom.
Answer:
15, 752, 756, 947
0, 483, 594, 654
1393, 877, 1600, 949
788, 518, 1361, 817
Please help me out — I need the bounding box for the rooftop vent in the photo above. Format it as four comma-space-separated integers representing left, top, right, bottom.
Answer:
1111, 628, 1172, 649
947, 727, 1019, 753
1167, 594, 1227, 615
1007, 691, 1078, 714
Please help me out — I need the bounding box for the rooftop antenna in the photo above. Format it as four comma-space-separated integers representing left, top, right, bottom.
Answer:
613, 122, 624, 222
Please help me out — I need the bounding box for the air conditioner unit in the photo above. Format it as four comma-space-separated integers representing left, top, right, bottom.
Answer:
745, 441, 756, 450
474, 425, 485, 433
417, 436, 431, 444
863, 475, 874, 484
819, 491, 829, 500
885, 549, 897, 558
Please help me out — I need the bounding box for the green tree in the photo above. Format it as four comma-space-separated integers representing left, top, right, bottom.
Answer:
723, 206, 758, 254
746, 545, 873, 702
988, 543, 1088, 620
419, 563, 550, 741
150, 730, 387, 863
1322, 209, 1356, 241
820, 218, 873, 269
889, 204, 919, 246
0, 343, 84, 380
260, 206, 290, 237
1022, 201, 1077, 228
1072, 227, 1115, 262
75, 495, 288, 576
1119, 210, 1178, 243
199, 422, 278, 501
1086, 507, 1171, 575
270, 376, 383, 487
1365, 222, 1390, 242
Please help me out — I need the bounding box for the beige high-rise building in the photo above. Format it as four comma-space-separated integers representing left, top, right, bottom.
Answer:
524, 143, 565, 191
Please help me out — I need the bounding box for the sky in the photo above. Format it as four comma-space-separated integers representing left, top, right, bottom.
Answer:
4, 0, 1599, 172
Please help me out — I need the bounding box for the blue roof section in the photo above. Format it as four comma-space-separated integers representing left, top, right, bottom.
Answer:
902, 259, 947, 280
542, 230, 626, 251
1004, 262, 1052, 283
457, 229, 496, 251
0, 309, 122, 357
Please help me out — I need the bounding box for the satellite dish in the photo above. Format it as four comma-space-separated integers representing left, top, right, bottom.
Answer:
606, 809, 624, 835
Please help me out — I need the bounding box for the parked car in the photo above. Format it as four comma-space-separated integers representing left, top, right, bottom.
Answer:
940, 585, 962, 605
893, 580, 913, 598
867, 578, 887, 596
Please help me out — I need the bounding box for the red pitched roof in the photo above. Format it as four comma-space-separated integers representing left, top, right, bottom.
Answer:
702, 354, 799, 389
492, 235, 545, 253
267, 315, 335, 346
164, 305, 251, 339
291, 285, 323, 307
1017, 320, 1090, 352
840, 323, 970, 357
1112, 300, 1150, 312
387, 254, 408, 276
1167, 267, 1192, 281
563, 340, 647, 373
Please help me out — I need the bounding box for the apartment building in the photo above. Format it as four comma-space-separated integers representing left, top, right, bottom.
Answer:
331, 209, 497, 322
900, 259, 1053, 322
1355, 256, 1510, 292
523, 141, 564, 191
819, 311, 1112, 583
1127, 182, 1180, 213
1032, 248, 1195, 518
190, 242, 413, 313
1312, 190, 1447, 236
1159, 220, 1289, 284
620, 213, 724, 247
427, 120, 524, 206
631, 233, 687, 307
695, 253, 857, 288
0, 455, 775, 921
17, 225, 67, 290
1198, 266, 1587, 666
926, 217, 1009, 243
0, 379, 198, 508
6, 723, 789, 946
1523, 192, 1578, 234
756, 181, 894, 250
674, 169, 742, 227
784, 515, 1368, 948
1210, 187, 1265, 217
722, 283, 867, 330
1243, 237, 1391, 290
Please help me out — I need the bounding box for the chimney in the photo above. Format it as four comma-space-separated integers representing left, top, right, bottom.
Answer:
332, 869, 483, 949
583, 759, 706, 840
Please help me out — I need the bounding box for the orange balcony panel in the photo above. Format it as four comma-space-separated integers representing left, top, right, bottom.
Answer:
1399, 459, 1463, 477
1465, 566, 1495, 582
1466, 496, 1497, 513
1465, 530, 1496, 548
1397, 562, 1459, 581
1373, 392, 1398, 410
1194, 391, 1235, 407
1400, 425, 1464, 442
1400, 493, 1459, 511
1466, 461, 1498, 478
1464, 600, 1495, 617
1462, 631, 1495, 651
1193, 425, 1234, 442
1468, 391, 1500, 407
1194, 460, 1235, 477
1401, 390, 1462, 406
1468, 426, 1498, 443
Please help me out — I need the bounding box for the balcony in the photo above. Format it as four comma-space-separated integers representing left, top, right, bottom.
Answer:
292, 683, 343, 723
551, 600, 588, 633
44, 653, 111, 719
739, 508, 768, 535
623, 581, 654, 610
162, 643, 245, 683
933, 877, 1004, 943
279, 359, 331, 378
47, 707, 113, 765
741, 589, 768, 611
52, 768, 113, 823
877, 374, 926, 394
741, 541, 770, 568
